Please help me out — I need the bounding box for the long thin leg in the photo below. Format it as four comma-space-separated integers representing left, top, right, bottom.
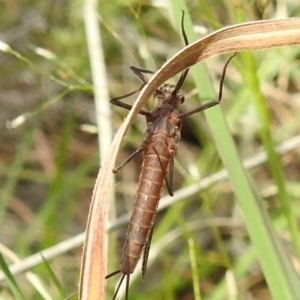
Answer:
110, 83, 151, 117
111, 66, 156, 172
152, 147, 173, 196
168, 157, 174, 196
110, 66, 155, 117
130, 66, 154, 83
113, 147, 143, 173
141, 226, 154, 279
179, 53, 236, 119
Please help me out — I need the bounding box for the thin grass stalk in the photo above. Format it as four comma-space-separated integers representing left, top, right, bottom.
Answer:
0, 131, 33, 225
84, 0, 113, 160
0, 253, 25, 300
188, 238, 202, 300
80, 0, 114, 298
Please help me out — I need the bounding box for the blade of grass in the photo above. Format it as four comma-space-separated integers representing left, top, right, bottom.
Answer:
208, 247, 257, 300
169, 1, 299, 300
17, 115, 76, 253
79, 0, 115, 298
0, 252, 25, 300
41, 255, 66, 298
0, 244, 53, 299
0, 130, 33, 225
188, 238, 202, 300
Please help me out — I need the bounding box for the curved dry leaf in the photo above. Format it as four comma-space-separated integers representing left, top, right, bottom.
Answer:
78, 133, 121, 299
79, 18, 300, 300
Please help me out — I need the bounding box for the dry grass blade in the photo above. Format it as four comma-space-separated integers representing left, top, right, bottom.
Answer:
78, 129, 124, 299
79, 18, 300, 300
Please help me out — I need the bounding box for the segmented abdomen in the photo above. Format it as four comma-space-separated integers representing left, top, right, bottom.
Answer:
119, 141, 171, 274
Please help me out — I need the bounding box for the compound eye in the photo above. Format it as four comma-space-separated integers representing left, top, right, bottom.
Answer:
181, 96, 185, 103
155, 89, 163, 96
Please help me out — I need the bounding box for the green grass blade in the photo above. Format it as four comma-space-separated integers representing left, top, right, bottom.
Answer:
0, 130, 33, 224
0, 253, 25, 300
41, 255, 66, 298
188, 238, 202, 300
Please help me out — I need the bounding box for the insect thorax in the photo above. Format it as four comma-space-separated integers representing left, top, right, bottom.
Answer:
154, 83, 185, 110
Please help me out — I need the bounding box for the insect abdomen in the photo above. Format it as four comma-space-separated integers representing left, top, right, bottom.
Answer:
120, 147, 170, 274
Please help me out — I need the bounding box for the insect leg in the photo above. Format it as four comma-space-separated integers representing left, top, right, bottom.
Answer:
110, 83, 151, 117
113, 147, 143, 173
141, 226, 154, 279
130, 66, 154, 83
152, 147, 174, 196
107, 272, 127, 300
179, 53, 236, 119
110, 66, 155, 117
168, 157, 174, 196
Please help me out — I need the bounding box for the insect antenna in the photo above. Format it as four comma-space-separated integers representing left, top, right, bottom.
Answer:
217, 53, 236, 101
125, 274, 130, 300
172, 10, 190, 96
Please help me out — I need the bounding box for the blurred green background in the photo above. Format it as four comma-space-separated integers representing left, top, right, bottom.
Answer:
1, 0, 300, 299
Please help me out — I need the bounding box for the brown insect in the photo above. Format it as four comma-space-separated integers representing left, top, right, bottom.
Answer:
106, 12, 235, 300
